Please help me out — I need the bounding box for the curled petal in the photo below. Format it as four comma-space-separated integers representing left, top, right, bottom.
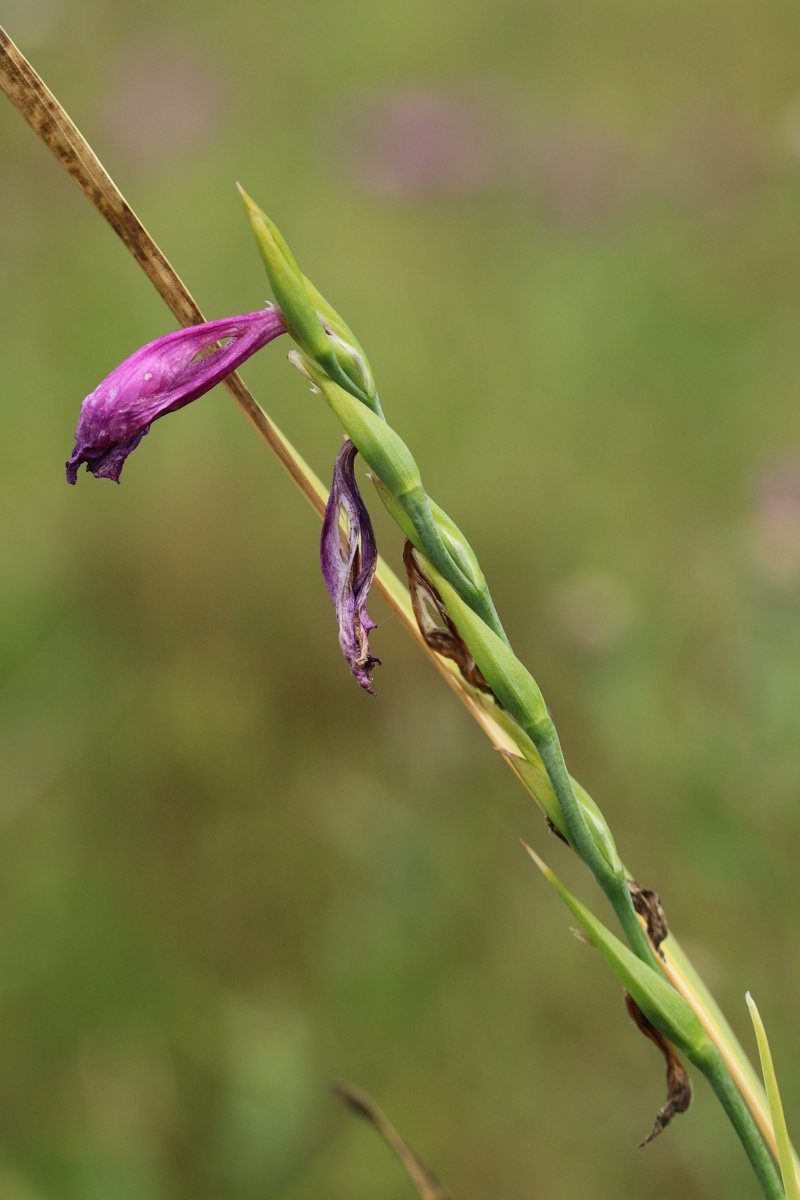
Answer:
66, 307, 286, 483
321, 439, 381, 694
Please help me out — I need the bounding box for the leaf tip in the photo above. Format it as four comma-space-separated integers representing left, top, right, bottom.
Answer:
520, 839, 554, 881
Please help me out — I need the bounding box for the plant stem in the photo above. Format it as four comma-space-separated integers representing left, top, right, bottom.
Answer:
533, 717, 662, 969
698, 1048, 785, 1200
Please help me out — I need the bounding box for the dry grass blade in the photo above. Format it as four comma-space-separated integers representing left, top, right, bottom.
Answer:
333, 1083, 454, 1200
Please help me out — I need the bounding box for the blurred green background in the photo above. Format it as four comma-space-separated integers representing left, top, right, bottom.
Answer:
3, 1, 800, 1197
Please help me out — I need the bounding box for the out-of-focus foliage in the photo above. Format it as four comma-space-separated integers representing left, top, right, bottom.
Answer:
3, 2, 800, 1197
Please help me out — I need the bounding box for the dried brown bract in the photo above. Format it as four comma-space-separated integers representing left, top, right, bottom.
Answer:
403, 540, 493, 694
629, 881, 669, 958
625, 993, 693, 1146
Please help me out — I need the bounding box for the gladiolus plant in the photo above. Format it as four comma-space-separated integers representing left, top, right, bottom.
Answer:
2, 24, 798, 1200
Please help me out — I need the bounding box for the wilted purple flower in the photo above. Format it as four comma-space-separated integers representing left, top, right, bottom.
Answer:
321, 439, 381, 694
66, 307, 286, 483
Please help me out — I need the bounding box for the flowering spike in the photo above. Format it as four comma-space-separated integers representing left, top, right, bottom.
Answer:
66, 308, 286, 483
321, 439, 381, 694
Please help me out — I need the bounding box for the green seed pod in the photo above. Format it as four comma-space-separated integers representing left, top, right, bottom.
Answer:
302, 274, 377, 403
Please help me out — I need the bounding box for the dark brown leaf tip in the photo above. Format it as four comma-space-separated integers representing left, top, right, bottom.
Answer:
628, 881, 669, 958
625, 993, 693, 1146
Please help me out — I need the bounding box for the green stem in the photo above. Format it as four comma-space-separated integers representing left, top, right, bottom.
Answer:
533, 717, 661, 969
698, 1048, 785, 1200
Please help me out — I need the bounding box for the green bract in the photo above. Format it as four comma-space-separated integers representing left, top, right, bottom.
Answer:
297, 359, 510, 642
238, 186, 379, 412
525, 844, 710, 1062
511, 753, 621, 874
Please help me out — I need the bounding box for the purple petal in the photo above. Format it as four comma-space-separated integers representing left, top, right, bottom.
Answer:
321, 439, 381, 694
66, 307, 286, 483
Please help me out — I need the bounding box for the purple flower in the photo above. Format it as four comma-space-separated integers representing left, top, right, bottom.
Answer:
66, 307, 286, 483
321, 439, 381, 694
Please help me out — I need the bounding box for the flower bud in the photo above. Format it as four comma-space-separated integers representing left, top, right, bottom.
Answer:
238, 187, 378, 410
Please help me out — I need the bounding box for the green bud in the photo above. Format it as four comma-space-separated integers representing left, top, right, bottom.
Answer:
423, 564, 550, 731
371, 478, 488, 603
238, 187, 328, 357
419, 566, 619, 892
370, 474, 419, 543
238, 186, 377, 410
511, 753, 621, 874
428, 501, 486, 594
293, 354, 421, 498
302, 275, 376, 401
525, 844, 711, 1063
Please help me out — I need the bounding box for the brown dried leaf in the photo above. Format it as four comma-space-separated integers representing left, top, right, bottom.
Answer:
628, 881, 669, 958
545, 815, 570, 845
333, 1082, 454, 1200
624, 993, 693, 1146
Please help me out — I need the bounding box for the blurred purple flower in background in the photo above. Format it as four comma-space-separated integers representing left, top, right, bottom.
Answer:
66, 308, 286, 483
101, 37, 223, 167
747, 457, 800, 589
329, 83, 777, 229
320, 440, 381, 694
333, 86, 503, 197
329, 83, 640, 224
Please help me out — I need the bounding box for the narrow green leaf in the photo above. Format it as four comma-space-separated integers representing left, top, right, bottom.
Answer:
747, 992, 800, 1200
523, 843, 711, 1064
